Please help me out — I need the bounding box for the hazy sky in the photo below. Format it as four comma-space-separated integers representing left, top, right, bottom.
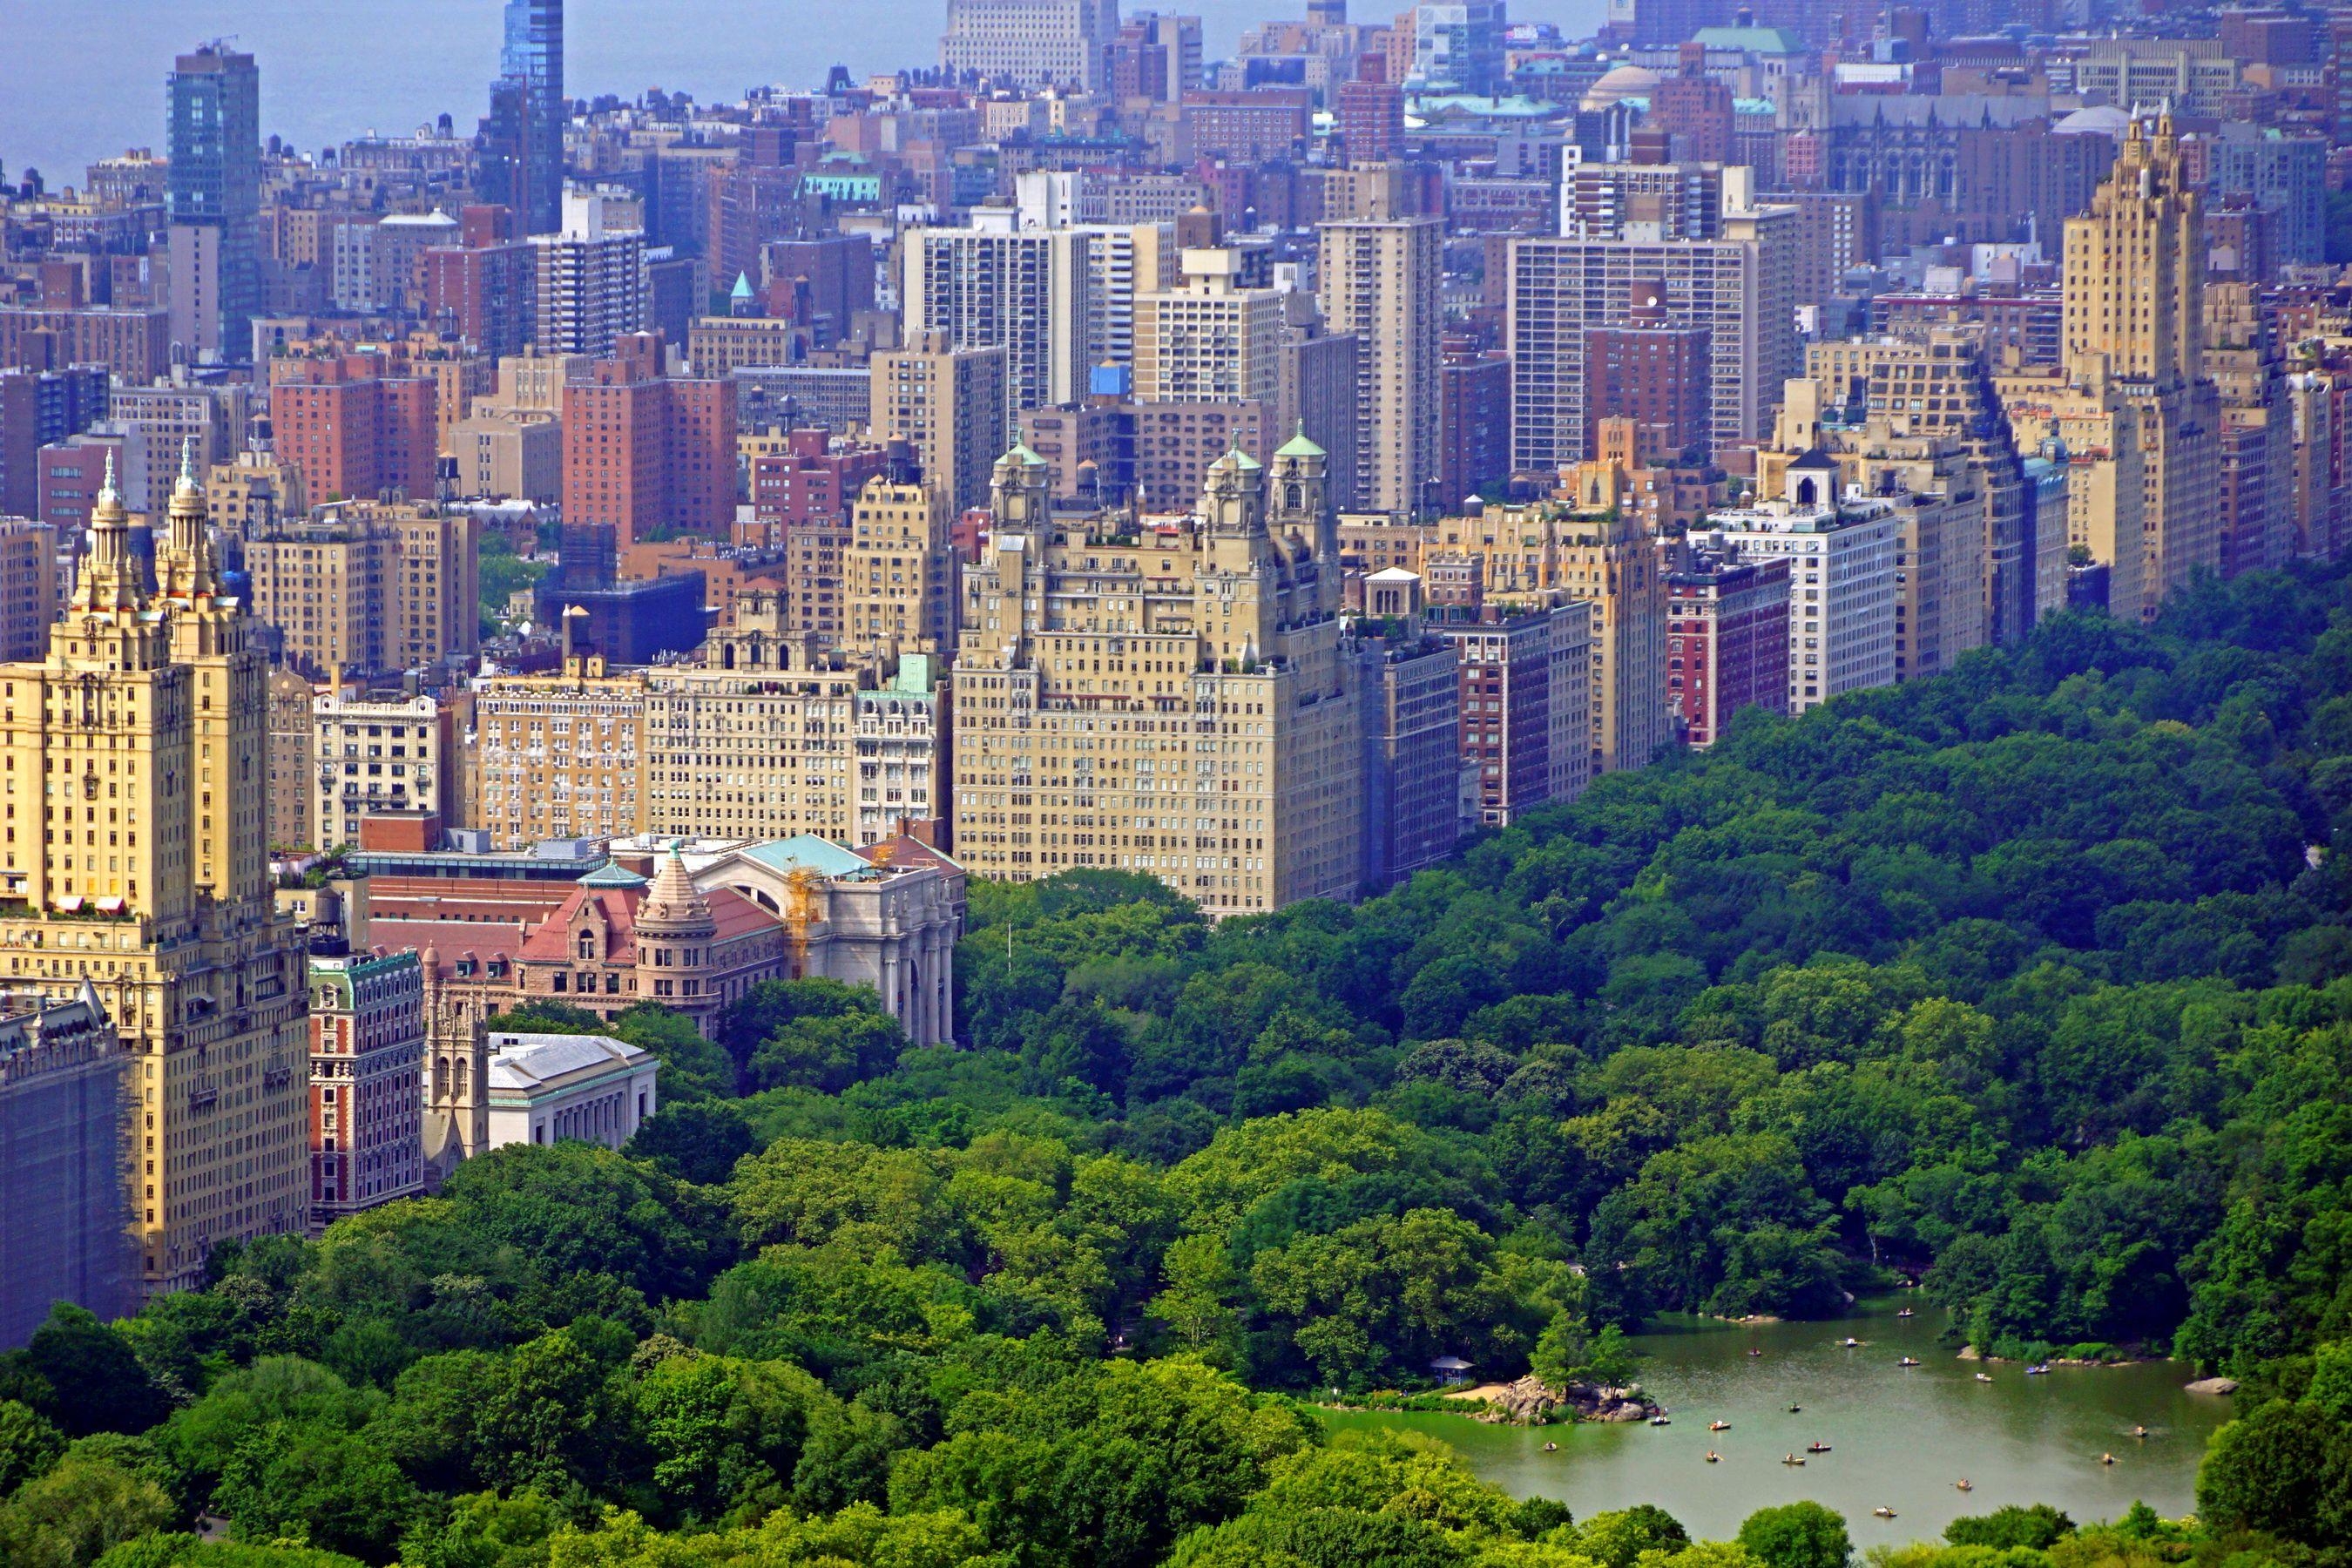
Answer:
3, 0, 1607, 189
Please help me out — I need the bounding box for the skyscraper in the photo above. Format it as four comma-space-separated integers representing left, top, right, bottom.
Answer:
479, 0, 565, 234
2056, 112, 2223, 619
166, 44, 260, 361
941, 0, 1119, 90
1317, 217, 1443, 515
0, 451, 311, 1294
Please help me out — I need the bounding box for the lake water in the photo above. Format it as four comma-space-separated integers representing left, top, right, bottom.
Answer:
1319, 1299, 2234, 1544
2, 0, 1614, 191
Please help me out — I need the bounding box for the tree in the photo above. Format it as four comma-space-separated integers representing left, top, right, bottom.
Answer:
1943, 1504, 2073, 1551
11, 1307, 166, 1438
213, 1422, 420, 1559
0, 1453, 176, 1568
625, 1098, 754, 1186
0, 1400, 64, 1497
1735, 1502, 1851, 1568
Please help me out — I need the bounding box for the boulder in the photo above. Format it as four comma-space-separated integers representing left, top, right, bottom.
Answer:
2184, 1376, 2239, 1396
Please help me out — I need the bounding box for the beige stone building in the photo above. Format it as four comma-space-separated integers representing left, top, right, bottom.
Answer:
0, 455, 309, 1294
643, 594, 949, 847
204, 453, 307, 537
2053, 112, 2221, 620
312, 692, 454, 849
1428, 476, 1669, 775
869, 331, 1010, 515
949, 436, 1362, 915
1317, 217, 1442, 515
845, 477, 960, 658
1133, 247, 1285, 404
448, 406, 563, 504
246, 499, 480, 681
470, 657, 649, 848
267, 668, 316, 852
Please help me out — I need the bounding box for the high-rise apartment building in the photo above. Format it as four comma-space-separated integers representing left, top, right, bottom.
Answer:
2205, 281, 2295, 579
247, 500, 482, 680
312, 693, 456, 849
0, 521, 60, 666
561, 334, 737, 544
470, 655, 649, 848
870, 332, 1010, 515
1665, 537, 1790, 748
304, 950, 427, 1233
1709, 458, 1901, 714
941, 0, 1119, 89
1355, 570, 1462, 891
267, 669, 315, 852
1429, 592, 1592, 827
1134, 248, 1285, 404
846, 478, 960, 657
480, 0, 566, 235
166, 44, 261, 359
1429, 468, 1670, 775
531, 193, 646, 356
0, 990, 131, 1347
1317, 217, 1443, 514
0, 455, 310, 1294
2056, 113, 2222, 621
1508, 196, 1797, 469
902, 220, 1092, 413
950, 436, 1363, 914
268, 353, 439, 505
0, 366, 109, 518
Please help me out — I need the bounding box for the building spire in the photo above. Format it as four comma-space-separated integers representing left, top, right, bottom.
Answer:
161, 435, 219, 598
72, 449, 145, 615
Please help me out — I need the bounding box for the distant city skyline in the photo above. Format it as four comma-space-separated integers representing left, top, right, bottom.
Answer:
1, 0, 1607, 190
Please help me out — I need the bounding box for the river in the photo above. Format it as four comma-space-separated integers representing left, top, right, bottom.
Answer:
1317, 1299, 2235, 1545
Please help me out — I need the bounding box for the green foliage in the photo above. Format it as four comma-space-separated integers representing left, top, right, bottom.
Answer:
0, 1451, 176, 1568
0, 1399, 65, 1497
1736, 1503, 1851, 1568
1940, 1507, 2072, 1552
56, 562, 2352, 1566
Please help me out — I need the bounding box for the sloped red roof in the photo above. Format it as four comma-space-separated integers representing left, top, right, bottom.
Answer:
512, 882, 779, 965
369, 918, 527, 979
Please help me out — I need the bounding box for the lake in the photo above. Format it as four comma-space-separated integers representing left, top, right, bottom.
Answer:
1318, 1299, 2235, 1544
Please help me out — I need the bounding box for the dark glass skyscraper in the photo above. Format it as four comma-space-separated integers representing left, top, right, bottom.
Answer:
166, 43, 260, 360
477, 0, 565, 234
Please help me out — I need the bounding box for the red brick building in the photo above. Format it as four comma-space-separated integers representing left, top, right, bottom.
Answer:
271, 352, 438, 504
744, 429, 890, 543
1651, 46, 1735, 164
1666, 539, 1790, 747
421, 206, 536, 358
1336, 59, 1405, 165
305, 949, 428, 1232
562, 333, 739, 544
1439, 347, 1511, 507
1181, 89, 1314, 162
1581, 280, 1712, 464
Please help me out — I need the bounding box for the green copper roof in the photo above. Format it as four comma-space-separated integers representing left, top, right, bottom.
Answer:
580, 861, 650, 889
742, 835, 874, 879
1275, 425, 1326, 459
730, 272, 755, 299
1002, 443, 1047, 468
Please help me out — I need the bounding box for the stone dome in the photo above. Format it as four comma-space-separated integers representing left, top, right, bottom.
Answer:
1580, 64, 1660, 112
2054, 105, 2132, 138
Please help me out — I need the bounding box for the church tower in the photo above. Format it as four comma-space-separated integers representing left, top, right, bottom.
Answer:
0, 449, 309, 1294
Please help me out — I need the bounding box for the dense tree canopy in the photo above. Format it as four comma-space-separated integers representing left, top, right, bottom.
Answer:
13, 563, 2352, 1559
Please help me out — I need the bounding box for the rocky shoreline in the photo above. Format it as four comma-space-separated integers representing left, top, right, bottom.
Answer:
1467, 1375, 1664, 1425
